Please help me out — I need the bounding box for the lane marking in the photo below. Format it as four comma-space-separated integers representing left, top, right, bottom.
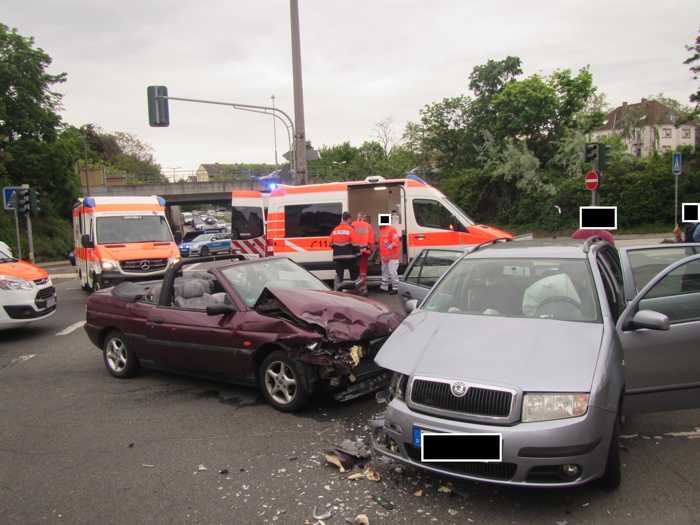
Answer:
55, 320, 86, 336
0, 354, 36, 371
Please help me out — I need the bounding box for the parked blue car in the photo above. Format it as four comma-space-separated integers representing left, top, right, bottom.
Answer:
179, 233, 232, 257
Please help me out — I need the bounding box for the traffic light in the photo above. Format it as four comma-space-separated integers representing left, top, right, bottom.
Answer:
147, 86, 170, 127
599, 144, 611, 170
30, 189, 41, 215
17, 188, 31, 215
584, 143, 600, 164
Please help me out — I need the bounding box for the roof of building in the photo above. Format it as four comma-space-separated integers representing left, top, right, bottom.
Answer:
597, 99, 695, 131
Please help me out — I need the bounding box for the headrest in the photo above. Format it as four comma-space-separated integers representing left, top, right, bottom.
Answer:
181, 280, 207, 299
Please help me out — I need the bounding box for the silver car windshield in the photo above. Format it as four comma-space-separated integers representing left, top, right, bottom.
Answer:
221, 258, 328, 306
422, 258, 601, 323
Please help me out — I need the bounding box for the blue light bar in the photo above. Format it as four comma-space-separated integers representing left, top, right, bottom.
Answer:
83, 197, 96, 208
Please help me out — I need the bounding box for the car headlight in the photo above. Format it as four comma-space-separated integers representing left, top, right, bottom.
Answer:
388, 373, 408, 402
101, 260, 119, 271
168, 256, 181, 266
522, 393, 589, 422
0, 274, 35, 291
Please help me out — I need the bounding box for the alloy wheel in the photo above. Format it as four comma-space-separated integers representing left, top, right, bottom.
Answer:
264, 361, 297, 405
105, 337, 128, 373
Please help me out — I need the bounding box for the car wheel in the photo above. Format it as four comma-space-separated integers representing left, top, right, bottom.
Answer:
91, 274, 102, 293
103, 331, 138, 378
259, 351, 310, 412
201, 246, 209, 257
597, 411, 622, 490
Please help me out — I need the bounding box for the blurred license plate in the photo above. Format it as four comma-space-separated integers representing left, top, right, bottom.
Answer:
413, 427, 502, 462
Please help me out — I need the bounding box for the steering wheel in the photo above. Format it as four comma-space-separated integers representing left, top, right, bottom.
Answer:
534, 296, 582, 318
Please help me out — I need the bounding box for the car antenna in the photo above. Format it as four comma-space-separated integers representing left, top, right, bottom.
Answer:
469, 236, 513, 254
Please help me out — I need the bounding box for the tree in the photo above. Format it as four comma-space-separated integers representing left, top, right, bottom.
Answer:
375, 118, 395, 156
0, 23, 66, 143
684, 29, 700, 108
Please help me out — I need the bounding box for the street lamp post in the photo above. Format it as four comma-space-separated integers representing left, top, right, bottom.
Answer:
271, 95, 279, 166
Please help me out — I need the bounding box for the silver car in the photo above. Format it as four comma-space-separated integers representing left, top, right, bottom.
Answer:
373, 238, 700, 489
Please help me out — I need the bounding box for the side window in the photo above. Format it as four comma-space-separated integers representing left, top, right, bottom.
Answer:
639, 259, 700, 323
285, 203, 342, 238
418, 250, 462, 287
404, 252, 426, 285
628, 247, 697, 293
412, 199, 465, 232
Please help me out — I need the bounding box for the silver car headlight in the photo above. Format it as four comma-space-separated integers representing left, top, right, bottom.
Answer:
101, 260, 119, 271
0, 274, 34, 291
522, 393, 589, 422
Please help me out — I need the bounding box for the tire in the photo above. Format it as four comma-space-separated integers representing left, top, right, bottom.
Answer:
258, 351, 311, 412
597, 411, 622, 490
103, 331, 139, 379
200, 246, 209, 257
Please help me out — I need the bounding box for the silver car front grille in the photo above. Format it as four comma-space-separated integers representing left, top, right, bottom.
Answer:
410, 378, 514, 420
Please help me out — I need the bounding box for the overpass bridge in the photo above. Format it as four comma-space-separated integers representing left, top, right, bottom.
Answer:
80, 176, 261, 206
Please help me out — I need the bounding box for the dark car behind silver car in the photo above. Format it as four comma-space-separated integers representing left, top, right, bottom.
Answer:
373, 239, 700, 489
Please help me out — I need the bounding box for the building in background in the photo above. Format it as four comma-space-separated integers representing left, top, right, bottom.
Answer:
592, 98, 696, 157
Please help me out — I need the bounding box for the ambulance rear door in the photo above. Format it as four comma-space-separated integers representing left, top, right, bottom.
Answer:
231, 191, 267, 257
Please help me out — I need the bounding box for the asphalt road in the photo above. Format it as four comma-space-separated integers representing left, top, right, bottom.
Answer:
1, 266, 699, 524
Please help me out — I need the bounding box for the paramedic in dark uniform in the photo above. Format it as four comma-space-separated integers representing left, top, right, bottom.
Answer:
330, 212, 358, 290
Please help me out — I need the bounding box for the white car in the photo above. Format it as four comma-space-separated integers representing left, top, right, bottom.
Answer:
0, 245, 56, 330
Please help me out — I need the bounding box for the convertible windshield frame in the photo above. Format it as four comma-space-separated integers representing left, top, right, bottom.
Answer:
220, 257, 328, 307
421, 256, 602, 324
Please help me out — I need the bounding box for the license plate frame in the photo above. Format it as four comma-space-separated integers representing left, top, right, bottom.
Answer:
414, 427, 502, 463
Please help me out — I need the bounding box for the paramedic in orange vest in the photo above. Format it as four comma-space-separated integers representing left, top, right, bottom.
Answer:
351, 212, 374, 295
330, 212, 358, 291
379, 216, 401, 294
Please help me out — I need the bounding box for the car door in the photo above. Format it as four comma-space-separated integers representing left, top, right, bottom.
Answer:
618, 254, 700, 414
618, 244, 699, 302
398, 249, 462, 311
145, 285, 246, 380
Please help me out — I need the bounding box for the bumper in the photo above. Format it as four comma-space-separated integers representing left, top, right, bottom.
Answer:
99, 270, 167, 287
0, 283, 57, 330
371, 399, 616, 487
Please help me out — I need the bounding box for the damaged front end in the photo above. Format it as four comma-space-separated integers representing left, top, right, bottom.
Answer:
254, 287, 404, 401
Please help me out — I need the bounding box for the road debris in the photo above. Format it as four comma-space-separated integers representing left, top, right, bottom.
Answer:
197, 464, 207, 471
128, 443, 134, 448
620, 434, 638, 439
218, 468, 229, 475
141, 464, 155, 468
413, 489, 423, 497
313, 506, 333, 520
437, 484, 453, 494
448, 508, 458, 516
373, 495, 395, 510
664, 428, 700, 438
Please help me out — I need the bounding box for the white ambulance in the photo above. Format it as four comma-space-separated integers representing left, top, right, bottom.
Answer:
73, 196, 180, 291
231, 176, 512, 281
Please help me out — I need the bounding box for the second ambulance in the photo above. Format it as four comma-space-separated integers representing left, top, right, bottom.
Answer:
73, 196, 180, 291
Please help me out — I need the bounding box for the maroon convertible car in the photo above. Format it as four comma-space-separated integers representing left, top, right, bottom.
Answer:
84, 256, 403, 411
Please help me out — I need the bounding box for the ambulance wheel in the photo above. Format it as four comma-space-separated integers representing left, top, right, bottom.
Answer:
89, 273, 102, 293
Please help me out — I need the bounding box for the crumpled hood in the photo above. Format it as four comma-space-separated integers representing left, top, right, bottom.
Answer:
0, 260, 48, 281
256, 287, 404, 343
375, 311, 603, 392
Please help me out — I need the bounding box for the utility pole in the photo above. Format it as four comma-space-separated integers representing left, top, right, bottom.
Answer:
271, 95, 279, 166
289, 0, 307, 185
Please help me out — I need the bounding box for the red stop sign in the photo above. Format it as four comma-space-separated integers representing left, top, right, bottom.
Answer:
585, 169, 599, 191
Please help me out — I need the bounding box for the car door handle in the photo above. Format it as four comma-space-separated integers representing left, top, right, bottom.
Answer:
151, 317, 164, 324
415, 234, 425, 240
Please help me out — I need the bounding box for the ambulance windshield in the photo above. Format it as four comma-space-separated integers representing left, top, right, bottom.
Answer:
96, 215, 173, 244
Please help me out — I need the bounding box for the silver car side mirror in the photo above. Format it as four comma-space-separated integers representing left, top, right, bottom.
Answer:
405, 299, 418, 313
631, 310, 670, 331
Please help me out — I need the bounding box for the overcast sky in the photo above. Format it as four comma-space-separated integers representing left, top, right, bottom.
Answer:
5, 0, 700, 174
